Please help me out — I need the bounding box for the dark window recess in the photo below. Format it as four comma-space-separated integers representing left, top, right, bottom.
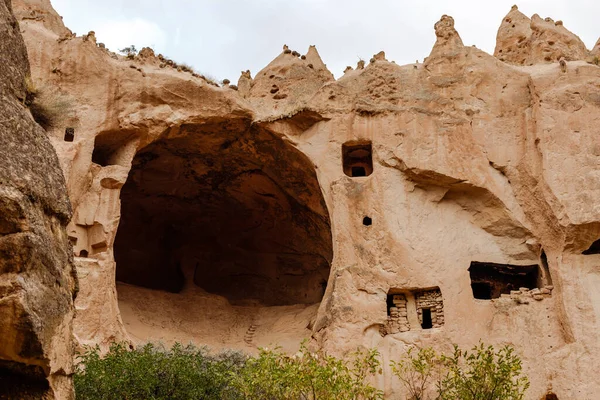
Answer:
352, 166, 366, 177
342, 142, 373, 177
386, 293, 396, 316
583, 239, 600, 255
544, 393, 558, 400
471, 282, 492, 300
79, 249, 89, 258
421, 308, 433, 329
468, 261, 541, 299
64, 127, 75, 142
363, 216, 372, 226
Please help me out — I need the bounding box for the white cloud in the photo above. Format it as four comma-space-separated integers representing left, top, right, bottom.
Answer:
93, 18, 168, 54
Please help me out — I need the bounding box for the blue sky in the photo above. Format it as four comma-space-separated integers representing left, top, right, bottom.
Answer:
51, 0, 599, 81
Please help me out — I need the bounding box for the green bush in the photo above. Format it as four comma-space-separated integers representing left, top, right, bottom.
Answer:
74, 342, 382, 400
232, 343, 383, 400
439, 343, 529, 400
74, 342, 245, 399
391, 343, 530, 400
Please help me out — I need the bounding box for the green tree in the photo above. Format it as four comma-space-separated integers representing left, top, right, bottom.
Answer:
438, 343, 529, 400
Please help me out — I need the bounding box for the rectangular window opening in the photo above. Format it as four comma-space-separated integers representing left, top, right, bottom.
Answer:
64, 127, 75, 142
342, 142, 373, 177
421, 308, 433, 329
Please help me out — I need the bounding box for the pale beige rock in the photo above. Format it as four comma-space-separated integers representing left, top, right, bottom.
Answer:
592, 38, 600, 59
495, 6, 591, 65
9, 1, 600, 399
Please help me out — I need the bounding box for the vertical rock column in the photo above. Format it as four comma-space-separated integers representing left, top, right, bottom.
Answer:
0, 0, 77, 398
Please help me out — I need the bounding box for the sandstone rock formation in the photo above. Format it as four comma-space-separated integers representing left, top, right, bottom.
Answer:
9, 0, 600, 399
495, 5, 592, 65
0, 0, 76, 398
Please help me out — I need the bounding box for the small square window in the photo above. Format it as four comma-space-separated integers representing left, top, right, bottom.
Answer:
64, 127, 75, 142
342, 142, 373, 177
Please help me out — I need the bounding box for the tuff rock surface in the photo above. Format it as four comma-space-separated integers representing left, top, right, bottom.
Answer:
0, 0, 76, 398
7, 0, 600, 398
495, 5, 596, 65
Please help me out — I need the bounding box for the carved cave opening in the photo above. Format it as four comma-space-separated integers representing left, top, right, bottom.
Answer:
583, 239, 600, 255
342, 141, 373, 177
92, 131, 138, 167
114, 120, 333, 307
468, 261, 542, 299
0, 363, 49, 399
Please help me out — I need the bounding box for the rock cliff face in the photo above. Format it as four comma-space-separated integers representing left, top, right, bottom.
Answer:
9, 0, 600, 398
0, 0, 76, 398
494, 5, 595, 65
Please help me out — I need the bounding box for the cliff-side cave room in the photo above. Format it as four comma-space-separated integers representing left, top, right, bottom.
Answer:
113, 119, 333, 349
468, 261, 545, 299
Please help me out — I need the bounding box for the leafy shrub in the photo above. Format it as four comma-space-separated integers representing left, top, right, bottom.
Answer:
74, 342, 245, 400
439, 343, 529, 400
74, 342, 382, 400
24, 77, 73, 131
232, 343, 383, 400
391, 343, 530, 400
391, 347, 443, 400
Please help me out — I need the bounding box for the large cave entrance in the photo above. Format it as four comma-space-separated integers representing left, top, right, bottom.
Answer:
113, 119, 333, 350
114, 119, 333, 308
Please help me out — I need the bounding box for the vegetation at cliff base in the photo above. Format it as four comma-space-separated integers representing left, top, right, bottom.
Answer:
391, 343, 530, 400
74, 342, 383, 400
74, 341, 529, 399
